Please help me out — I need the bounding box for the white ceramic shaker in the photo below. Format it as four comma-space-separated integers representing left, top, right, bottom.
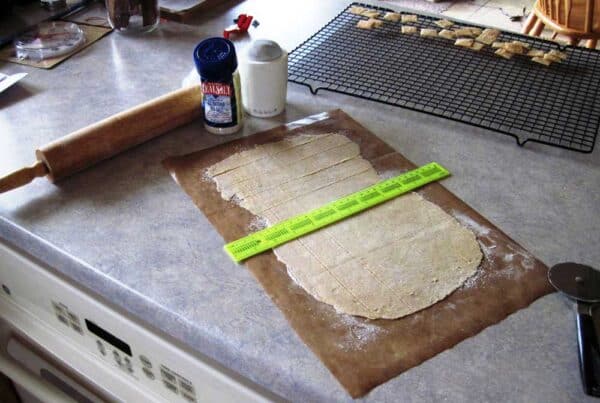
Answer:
239, 39, 288, 118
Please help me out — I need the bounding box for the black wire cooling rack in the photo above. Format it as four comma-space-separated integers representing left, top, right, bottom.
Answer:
288, 3, 600, 153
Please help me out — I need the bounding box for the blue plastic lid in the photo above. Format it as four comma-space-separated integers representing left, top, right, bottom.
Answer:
193, 37, 238, 82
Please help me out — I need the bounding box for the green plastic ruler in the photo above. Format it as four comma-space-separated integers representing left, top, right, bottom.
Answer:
224, 162, 450, 263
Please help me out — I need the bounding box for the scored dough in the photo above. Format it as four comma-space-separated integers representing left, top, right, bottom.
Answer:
207, 133, 482, 319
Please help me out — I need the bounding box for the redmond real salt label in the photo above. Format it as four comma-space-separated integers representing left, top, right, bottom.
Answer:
202, 81, 235, 125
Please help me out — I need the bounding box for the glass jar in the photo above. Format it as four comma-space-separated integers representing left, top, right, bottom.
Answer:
194, 38, 244, 135
105, 0, 159, 34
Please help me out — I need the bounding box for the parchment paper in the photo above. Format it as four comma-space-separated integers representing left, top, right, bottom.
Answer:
162, 110, 554, 397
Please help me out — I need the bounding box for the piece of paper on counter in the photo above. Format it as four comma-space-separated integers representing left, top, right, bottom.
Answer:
0, 72, 27, 94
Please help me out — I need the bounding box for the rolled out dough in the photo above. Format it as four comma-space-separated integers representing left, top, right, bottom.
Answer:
207, 133, 482, 319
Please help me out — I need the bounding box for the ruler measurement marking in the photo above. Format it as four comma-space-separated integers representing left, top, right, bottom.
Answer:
289, 218, 312, 231
313, 209, 336, 220
337, 200, 359, 210
402, 175, 421, 184
381, 182, 402, 192
264, 228, 289, 240
422, 166, 441, 176
224, 162, 450, 262
360, 192, 381, 202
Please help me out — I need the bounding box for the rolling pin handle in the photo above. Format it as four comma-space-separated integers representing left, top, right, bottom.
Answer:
0, 160, 49, 194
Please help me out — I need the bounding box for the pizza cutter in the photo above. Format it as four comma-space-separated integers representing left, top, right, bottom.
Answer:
549, 262, 600, 397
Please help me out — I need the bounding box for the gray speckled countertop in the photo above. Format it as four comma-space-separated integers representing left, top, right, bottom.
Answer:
1, 1, 599, 402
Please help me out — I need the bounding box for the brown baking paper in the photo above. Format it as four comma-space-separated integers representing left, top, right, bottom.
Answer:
162, 110, 554, 398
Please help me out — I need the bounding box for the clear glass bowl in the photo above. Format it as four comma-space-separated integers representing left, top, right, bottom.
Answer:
14, 21, 85, 61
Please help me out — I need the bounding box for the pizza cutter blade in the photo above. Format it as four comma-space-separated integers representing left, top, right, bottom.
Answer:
549, 262, 600, 397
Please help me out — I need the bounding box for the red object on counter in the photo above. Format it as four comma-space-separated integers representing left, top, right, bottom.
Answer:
223, 14, 253, 39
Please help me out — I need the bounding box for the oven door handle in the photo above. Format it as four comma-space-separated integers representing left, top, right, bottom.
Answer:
0, 351, 79, 403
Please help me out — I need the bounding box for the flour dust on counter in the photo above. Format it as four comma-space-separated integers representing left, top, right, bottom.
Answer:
452, 210, 538, 287
206, 133, 483, 319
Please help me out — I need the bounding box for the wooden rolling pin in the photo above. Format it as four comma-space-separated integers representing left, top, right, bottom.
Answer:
0, 85, 202, 194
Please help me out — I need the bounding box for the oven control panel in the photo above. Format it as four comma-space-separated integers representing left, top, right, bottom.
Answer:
47, 298, 202, 402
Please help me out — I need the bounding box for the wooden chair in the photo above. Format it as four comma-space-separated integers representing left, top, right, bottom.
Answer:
523, 0, 600, 48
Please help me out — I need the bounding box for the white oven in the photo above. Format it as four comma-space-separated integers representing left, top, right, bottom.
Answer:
0, 238, 276, 403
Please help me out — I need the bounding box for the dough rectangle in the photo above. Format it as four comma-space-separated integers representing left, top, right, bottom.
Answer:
208, 133, 483, 320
